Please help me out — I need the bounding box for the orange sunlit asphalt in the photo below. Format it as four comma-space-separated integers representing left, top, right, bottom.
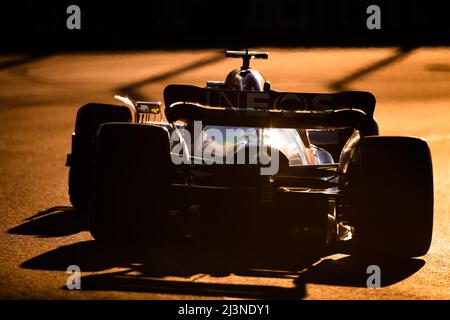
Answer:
0, 48, 449, 299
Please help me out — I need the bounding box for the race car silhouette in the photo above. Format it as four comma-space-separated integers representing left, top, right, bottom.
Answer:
66, 50, 433, 260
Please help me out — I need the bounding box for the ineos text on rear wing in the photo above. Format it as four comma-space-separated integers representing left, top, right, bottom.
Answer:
164, 85, 376, 129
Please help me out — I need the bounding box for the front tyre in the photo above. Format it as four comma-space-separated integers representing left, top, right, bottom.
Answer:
68, 103, 131, 210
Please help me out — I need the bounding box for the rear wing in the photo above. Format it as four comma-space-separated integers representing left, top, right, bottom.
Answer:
164, 84, 376, 129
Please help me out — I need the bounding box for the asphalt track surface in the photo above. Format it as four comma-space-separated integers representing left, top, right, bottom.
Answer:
0, 48, 449, 299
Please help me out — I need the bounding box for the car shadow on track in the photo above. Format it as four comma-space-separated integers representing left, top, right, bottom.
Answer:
15, 207, 425, 299
295, 256, 425, 288
19, 238, 312, 299
8, 206, 88, 237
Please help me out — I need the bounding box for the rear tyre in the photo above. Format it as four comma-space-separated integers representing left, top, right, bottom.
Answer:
90, 123, 172, 243
68, 103, 131, 210
352, 136, 433, 261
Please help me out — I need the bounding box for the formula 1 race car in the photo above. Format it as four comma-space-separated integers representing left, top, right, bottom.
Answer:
66, 50, 433, 261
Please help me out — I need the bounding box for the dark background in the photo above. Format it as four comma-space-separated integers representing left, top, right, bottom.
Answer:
1, 0, 449, 52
